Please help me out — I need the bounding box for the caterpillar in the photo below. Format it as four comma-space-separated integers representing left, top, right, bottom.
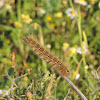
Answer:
23, 36, 70, 77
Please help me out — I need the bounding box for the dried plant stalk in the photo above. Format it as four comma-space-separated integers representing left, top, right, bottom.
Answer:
23, 36, 87, 100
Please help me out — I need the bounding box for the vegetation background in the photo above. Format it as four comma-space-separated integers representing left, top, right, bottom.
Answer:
0, 0, 100, 99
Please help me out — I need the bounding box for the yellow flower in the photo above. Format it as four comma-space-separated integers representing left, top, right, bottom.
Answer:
50, 23, 55, 28
0, 89, 9, 97
70, 47, 77, 54
63, 43, 69, 48
2, 91, 6, 95
6, 39, 10, 44
14, 21, 22, 28
54, 12, 63, 18
38, 8, 46, 15
0, 49, 2, 53
5, 3, 12, 10
82, 42, 86, 47
33, 22, 39, 30
71, 10, 75, 15
8, 61, 12, 65
21, 14, 32, 24
82, 41, 87, 48
25, 63, 28, 67
73, 45, 78, 49
91, 70, 99, 78
72, 71, 77, 77
3, 58, 7, 62
65, 8, 78, 19
63, 43, 69, 51
77, 47, 88, 54
46, 16, 52, 21
94, 71, 97, 76
90, 0, 96, 4
72, 71, 80, 80
23, 76, 28, 81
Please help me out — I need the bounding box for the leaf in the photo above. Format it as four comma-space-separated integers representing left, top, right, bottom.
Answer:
0, 25, 14, 31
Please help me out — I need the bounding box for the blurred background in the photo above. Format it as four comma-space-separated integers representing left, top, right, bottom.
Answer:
0, 0, 100, 99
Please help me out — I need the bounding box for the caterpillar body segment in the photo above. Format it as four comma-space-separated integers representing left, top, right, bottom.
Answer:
23, 36, 70, 77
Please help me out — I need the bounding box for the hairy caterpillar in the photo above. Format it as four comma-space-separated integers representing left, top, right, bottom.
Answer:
23, 36, 70, 77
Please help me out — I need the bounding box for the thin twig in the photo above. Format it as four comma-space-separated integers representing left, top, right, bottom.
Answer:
27, 80, 34, 90
89, 88, 100, 96
15, 73, 28, 80
97, 66, 100, 71
89, 64, 99, 79
57, 71, 88, 100
85, 76, 100, 81
64, 88, 70, 100
76, 53, 87, 75
6, 74, 18, 88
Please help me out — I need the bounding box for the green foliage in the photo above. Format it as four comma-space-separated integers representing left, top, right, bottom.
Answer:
0, 0, 100, 99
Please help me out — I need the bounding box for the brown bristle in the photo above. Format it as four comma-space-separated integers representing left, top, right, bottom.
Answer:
23, 36, 70, 77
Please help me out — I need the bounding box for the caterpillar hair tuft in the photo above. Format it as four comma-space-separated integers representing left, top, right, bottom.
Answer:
23, 36, 70, 77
